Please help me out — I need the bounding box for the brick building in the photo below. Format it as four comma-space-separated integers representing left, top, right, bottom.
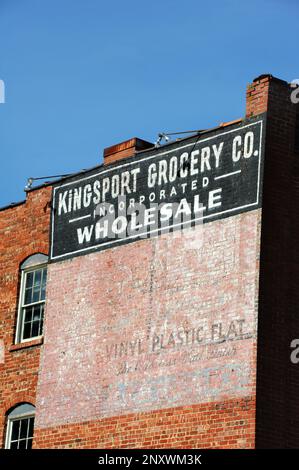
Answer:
0, 74, 299, 449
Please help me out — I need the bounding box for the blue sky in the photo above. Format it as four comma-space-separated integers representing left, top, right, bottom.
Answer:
0, 0, 298, 207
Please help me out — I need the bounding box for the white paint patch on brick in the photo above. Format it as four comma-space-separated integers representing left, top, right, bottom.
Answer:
35, 210, 262, 429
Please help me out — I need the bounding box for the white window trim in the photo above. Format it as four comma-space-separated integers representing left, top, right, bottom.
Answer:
15, 263, 47, 344
5, 410, 35, 449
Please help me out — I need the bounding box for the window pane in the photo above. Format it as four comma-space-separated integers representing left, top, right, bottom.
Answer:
40, 268, 47, 301
32, 285, 41, 303
11, 420, 20, 441
31, 321, 40, 338
10, 441, 18, 449
23, 321, 32, 340
22, 304, 44, 340
20, 419, 28, 439
24, 287, 33, 305
26, 438, 33, 449
34, 269, 42, 286
25, 271, 34, 289
28, 418, 34, 438
33, 305, 42, 321
18, 439, 27, 449
39, 317, 44, 335
41, 281, 46, 300
23, 306, 33, 323
42, 268, 47, 285
41, 287, 46, 301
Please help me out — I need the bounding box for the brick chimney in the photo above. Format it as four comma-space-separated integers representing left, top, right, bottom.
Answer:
245, 73, 296, 118
246, 74, 272, 117
103, 137, 154, 165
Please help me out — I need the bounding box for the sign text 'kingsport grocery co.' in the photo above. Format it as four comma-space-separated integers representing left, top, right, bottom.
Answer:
50, 116, 265, 261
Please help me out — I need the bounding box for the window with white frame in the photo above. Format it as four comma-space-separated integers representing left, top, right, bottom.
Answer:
5, 403, 35, 449
16, 254, 48, 343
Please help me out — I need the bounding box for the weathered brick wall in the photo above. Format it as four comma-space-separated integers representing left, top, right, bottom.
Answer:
253, 77, 299, 447
33, 209, 261, 448
0, 187, 51, 447
33, 398, 256, 449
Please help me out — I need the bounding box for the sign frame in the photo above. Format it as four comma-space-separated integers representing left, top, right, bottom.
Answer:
50, 115, 266, 262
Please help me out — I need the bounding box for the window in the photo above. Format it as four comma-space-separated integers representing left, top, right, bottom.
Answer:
5, 403, 35, 449
16, 253, 48, 343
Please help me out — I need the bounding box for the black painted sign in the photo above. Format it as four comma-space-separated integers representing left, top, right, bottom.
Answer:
50, 116, 265, 261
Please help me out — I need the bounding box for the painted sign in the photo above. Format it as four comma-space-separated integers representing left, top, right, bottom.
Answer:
50, 116, 265, 261
36, 211, 260, 427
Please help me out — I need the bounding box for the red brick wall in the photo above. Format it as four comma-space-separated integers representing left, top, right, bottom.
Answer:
34, 398, 256, 449
0, 187, 51, 447
254, 77, 299, 447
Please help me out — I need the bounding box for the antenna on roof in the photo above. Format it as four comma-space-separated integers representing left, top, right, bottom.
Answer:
24, 174, 71, 191
154, 129, 204, 148
155, 133, 170, 148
